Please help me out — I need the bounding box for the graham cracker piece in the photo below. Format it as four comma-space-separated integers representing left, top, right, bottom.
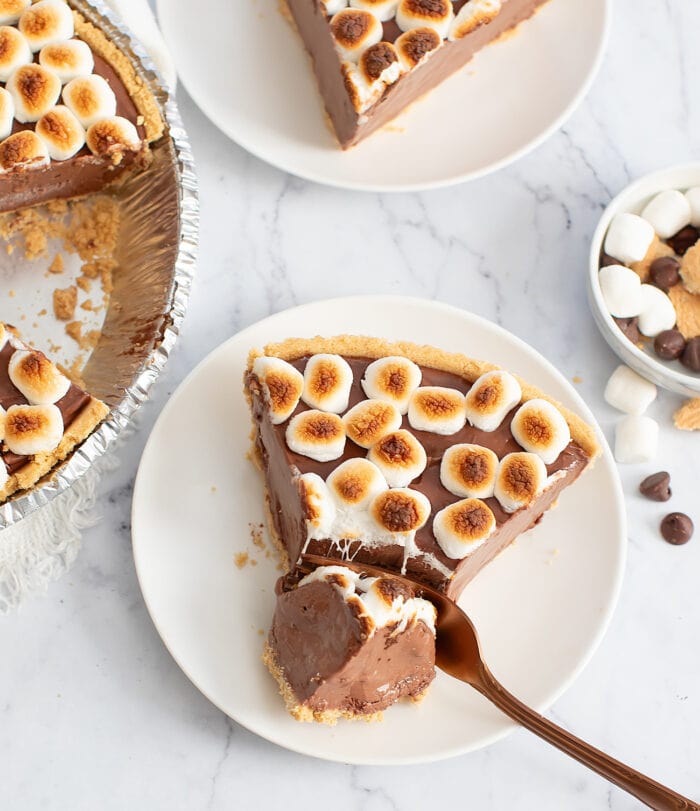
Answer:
674, 398, 700, 431
680, 241, 700, 295
53, 285, 78, 320
630, 235, 675, 283
668, 285, 700, 339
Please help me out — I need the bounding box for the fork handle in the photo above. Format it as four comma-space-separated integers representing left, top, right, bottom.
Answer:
475, 663, 699, 811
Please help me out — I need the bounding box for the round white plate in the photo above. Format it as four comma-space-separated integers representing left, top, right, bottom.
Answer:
156, 0, 609, 192
132, 296, 626, 765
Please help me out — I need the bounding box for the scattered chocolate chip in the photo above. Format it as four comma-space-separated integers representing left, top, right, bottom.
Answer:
649, 256, 681, 292
654, 329, 686, 360
667, 226, 699, 256
660, 512, 694, 545
614, 316, 642, 344
600, 252, 619, 268
681, 336, 700, 372
639, 471, 672, 501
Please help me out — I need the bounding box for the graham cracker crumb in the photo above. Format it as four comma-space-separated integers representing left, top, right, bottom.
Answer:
76, 276, 91, 292
53, 286, 78, 321
65, 321, 82, 343
8, 289, 15, 297
234, 551, 249, 569
80, 299, 94, 311
572, 375, 582, 384
48, 254, 64, 274
674, 398, 700, 431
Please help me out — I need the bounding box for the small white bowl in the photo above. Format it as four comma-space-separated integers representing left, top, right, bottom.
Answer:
588, 162, 700, 397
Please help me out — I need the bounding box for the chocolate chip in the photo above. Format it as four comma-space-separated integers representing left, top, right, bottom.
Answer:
654, 329, 686, 360
660, 512, 694, 545
667, 226, 699, 256
649, 256, 681, 292
614, 316, 642, 345
681, 336, 700, 372
599, 252, 619, 268
639, 471, 671, 501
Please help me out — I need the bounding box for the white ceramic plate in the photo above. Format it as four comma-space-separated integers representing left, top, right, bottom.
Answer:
156, 0, 609, 192
132, 296, 626, 765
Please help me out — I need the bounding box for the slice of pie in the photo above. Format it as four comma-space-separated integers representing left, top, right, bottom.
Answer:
285, 0, 550, 148
0, 0, 163, 214
0, 320, 109, 502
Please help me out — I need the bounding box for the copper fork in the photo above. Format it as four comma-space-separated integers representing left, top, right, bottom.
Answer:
303, 554, 698, 810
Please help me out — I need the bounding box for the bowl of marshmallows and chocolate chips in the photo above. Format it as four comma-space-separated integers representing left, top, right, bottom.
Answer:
589, 164, 700, 397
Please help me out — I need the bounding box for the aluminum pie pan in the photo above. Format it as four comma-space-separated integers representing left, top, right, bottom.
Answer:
0, 0, 198, 529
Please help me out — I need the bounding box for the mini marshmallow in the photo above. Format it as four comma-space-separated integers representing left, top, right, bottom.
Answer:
370, 487, 431, 534
286, 410, 346, 463
357, 41, 401, 86
3, 403, 63, 455
252, 356, 304, 425
367, 429, 427, 487
614, 415, 658, 464
0, 0, 30, 25
361, 356, 422, 414
637, 284, 676, 337
0, 130, 49, 171
394, 27, 441, 69
449, 0, 500, 41
36, 105, 86, 161
598, 264, 643, 318
39, 39, 94, 83
464, 370, 522, 432
396, 0, 453, 39
494, 452, 546, 513
301, 353, 354, 413
604, 365, 657, 416
641, 190, 691, 240
408, 386, 466, 435
604, 212, 655, 265
19, 0, 74, 52
299, 472, 337, 538
329, 9, 383, 63
510, 399, 571, 465
6, 63, 61, 123
0, 25, 32, 82
685, 187, 700, 228
326, 458, 387, 510
0, 87, 14, 140
350, 0, 399, 21
433, 498, 496, 559
343, 398, 402, 448
8, 350, 70, 405
63, 74, 117, 129
440, 443, 498, 499
323, 0, 348, 13
299, 565, 359, 597
86, 116, 140, 160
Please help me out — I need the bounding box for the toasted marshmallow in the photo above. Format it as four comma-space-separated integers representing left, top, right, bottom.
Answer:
326, 458, 387, 510
685, 187, 700, 228
395, 27, 441, 69
604, 365, 657, 416
323, 0, 347, 13
370, 487, 431, 534
6, 63, 61, 123
358, 41, 401, 86
396, 0, 453, 38
63, 74, 117, 129
329, 9, 383, 63
8, 349, 71, 405
0, 0, 30, 25
0, 404, 6, 443
39, 39, 94, 83
598, 264, 643, 318
614, 415, 658, 464
350, 0, 398, 20
494, 452, 546, 513
4, 403, 63, 455
433, 498, 496, 559
343, 398, 402, 448
361, 356, 422, 414
604, 212, 655, 265
19, 0, 73, 51
440, 443, 498, 499
0, 322, 6, 351
641, 190, 691, 240
299, 472, 337, 538
637, 284, 676, 337
252, 356, 304, 425
449, 0, 500, 40
286, 410, 345, 463
301, 353, 354, 413
36, 105, 85, 161
0, 130, 49, 171
367, 429, 427, 487
0, 87, 14, 140
0, 25, 32, 82
408, 386, 466, 435
86, 116, 140, 160
299, 565, 360, 597
510, 399, 570, 465
464, 370, 522, 432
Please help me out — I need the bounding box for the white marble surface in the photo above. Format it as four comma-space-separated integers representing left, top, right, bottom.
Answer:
2, 1, 700, 807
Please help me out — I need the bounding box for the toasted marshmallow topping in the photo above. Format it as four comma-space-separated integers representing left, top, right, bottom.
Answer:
327, 458, 387, 510
299, 472, 337, 538
395, 27, 441, 69
301, 353, 354, 413
0, 24, 31, 82
433, 498, 496, 559
343, 397, 402, 448
323, 0, 348, 13
464, 370, 522, 432
448, 0, 500, 40
358, 40, 401, 85
0, 86, 14, 139
367, 428, 427, 487
36, 105, 85, 161
6, 62, 61, 123
396, 0, 453, 39
0, 129, 49, 171
0, 322, 6, 351
3, 403, 63, 455
361, 356, 422, 414
252, 356, 304, 425
330, 8, 383, 62
510, 399, 570, 465
0, 404, 6, 443
86, 116, 139, 160
370, 487, 431, 534
63, 74, 117, 129
19, 0, 73, 51
8, 349, 71, 405
286, 410, 346, 463
350, 0, 399, 21
39, 39, 94, 83
0, 0, 30, 25
440, 443, 498, 499
494, 452, 546, 513
408, 386, 466, 435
